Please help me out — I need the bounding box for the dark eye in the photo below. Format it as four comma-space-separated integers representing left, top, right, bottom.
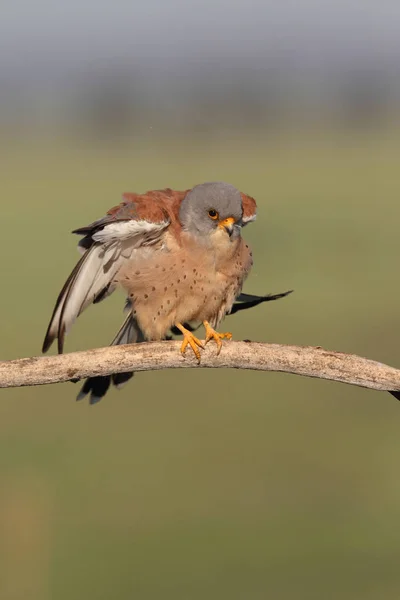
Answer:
208, 209, 219, 220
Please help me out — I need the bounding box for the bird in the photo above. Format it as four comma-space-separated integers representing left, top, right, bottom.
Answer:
42, 182, 257, 403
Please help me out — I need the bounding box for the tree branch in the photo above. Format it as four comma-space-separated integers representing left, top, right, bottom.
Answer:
0, 341, 400, 398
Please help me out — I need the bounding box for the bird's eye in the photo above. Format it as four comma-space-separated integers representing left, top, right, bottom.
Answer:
208, 209, 219, 220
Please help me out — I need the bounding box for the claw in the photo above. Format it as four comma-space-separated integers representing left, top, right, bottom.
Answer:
203, 321, 232, 355
175, 323, 204, 362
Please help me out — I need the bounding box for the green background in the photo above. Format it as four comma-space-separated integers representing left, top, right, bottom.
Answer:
1, 130, 400, 599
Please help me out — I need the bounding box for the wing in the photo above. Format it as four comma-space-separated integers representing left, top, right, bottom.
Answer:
240, 192, 257, 225
229, 290, 293, 315
42, 191, 177, 354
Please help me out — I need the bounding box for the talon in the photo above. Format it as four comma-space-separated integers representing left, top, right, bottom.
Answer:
203, 321, 232, 355
175, 323, 204, 362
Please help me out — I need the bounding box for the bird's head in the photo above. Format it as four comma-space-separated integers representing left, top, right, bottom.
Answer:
179, 182, 244, 241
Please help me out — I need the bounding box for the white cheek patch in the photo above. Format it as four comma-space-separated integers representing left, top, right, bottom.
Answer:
242, 214, 257, 226
92, 219, 169, 243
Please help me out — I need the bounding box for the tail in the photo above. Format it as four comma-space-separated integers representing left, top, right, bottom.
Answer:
76, 307, 145, 404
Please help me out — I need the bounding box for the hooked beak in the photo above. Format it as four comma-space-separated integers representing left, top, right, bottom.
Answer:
218, 217, 236, 237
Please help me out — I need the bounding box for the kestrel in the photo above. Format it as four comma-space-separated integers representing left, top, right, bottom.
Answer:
43, 182, 257, 402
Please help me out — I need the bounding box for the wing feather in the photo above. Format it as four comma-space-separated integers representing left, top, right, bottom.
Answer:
43, 216, 169, 354
240, 192, 257, 225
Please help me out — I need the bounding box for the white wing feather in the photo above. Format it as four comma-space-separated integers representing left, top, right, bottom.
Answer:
43, 219, 168, 353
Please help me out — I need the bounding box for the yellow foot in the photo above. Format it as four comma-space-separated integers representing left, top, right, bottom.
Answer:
203, 321, 232, 355
175, 323, 204, 362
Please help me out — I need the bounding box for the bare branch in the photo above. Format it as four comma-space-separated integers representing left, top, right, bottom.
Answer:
0, 341, 400, 398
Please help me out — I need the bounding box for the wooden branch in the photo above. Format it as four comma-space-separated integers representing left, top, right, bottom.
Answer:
0, 341, 400, 398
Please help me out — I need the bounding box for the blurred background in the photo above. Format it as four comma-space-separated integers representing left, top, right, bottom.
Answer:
1, 1, 400, 598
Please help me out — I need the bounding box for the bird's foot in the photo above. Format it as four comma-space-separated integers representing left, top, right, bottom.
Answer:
175, 323, 204, 362
203, 321, 232, 355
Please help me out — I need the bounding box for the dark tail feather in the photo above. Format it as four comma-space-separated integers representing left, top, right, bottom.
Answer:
112, 372, 134, 389
389, 391, 400, 401
76, 376, 112, 404
76, 308, 144, 404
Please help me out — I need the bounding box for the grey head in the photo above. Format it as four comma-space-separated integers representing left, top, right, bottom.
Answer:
179, 182, 243, 239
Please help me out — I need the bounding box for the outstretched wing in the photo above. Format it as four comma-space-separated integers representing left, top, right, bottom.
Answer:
230, 290, 293, 313
42, 191, 178, 354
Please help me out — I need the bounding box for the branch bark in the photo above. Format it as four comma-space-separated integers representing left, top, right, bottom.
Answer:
0, 341, 400, 397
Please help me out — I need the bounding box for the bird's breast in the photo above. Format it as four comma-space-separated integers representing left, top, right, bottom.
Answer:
117, 235, 253, 339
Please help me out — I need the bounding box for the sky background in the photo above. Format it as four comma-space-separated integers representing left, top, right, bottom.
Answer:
1, 0, 400, 74
2, 0, 399, 139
